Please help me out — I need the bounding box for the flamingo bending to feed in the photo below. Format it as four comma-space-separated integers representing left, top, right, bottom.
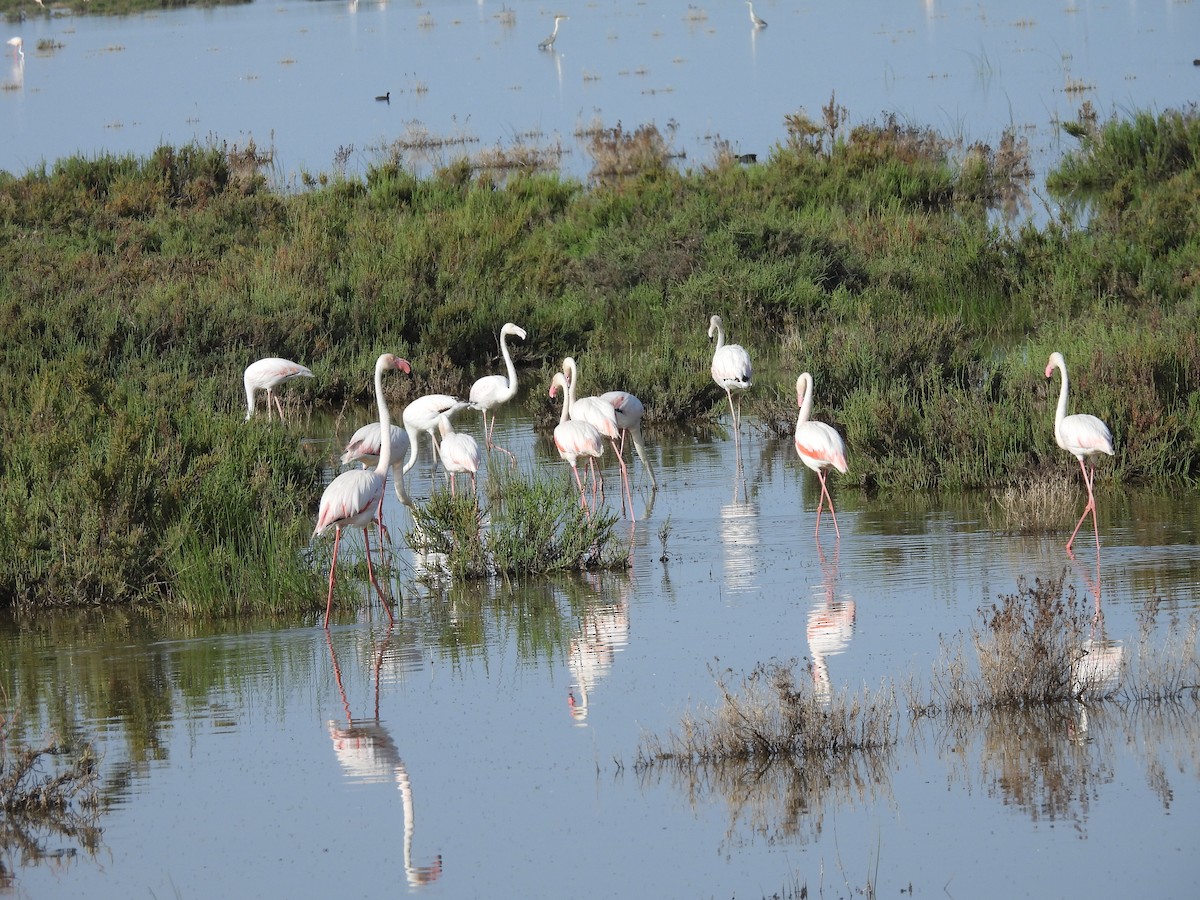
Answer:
1045, 351, 1114, 554
707, 315, 752, 437
436, 414, 481, 497
562, 357, 635, 516
314, 354, 411, 627
794, 373, 848, 539
469, 322, 527, 460
244, 357, 314, 421
550, 372, 604, 511
600, 390, 657, 491
402, 395, 473, 480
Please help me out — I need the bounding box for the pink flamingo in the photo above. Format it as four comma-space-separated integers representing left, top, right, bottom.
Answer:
549, 372, 604, 510
341, 422, 414, 543
1045, 351, 1114, 554
794, 373, 848, 539
469, 322, 527, 461
562, 357, 634, 516
243, 357, 314, 421
708, 315, 752, 437
436, 414, 481, 497
313, 353, 411, 627
401, 394, 473, 481
600, 390, 657, 491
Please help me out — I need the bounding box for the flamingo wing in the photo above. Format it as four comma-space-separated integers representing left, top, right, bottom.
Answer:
469, 374, 512, 410
439, 433, 481, 475
712, 345, 752, 390
342, 423, 409, 467
795, 422, 848, 474
555, 421, 604, 463
1059, 413, 1114, 460
246, 357, 314, 390
600, 391, 645, 430
315, 469, 386, 534
571, 396, 620, 440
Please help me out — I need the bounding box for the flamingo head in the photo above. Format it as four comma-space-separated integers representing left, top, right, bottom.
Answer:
1044, 351, 1064, 379
383, 354, 413, 375
549, 371, 568, 399
503, 323, 527, 341
707, 314, 721, 341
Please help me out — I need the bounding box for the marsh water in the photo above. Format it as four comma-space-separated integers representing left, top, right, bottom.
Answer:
3, 410, 1200, 898
4, 1, 1200, 896
4, 0, 1200, 197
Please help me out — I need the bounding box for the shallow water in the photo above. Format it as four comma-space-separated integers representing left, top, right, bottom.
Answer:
3, 0, 1199, 203
2, 411, 1199, 898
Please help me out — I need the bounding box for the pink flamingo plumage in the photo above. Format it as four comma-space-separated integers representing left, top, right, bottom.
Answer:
562, 357, 635, 516
314, 353, 411, 627
401, 394, 473, 481
243, 357, 314, 421
599, 390, 657, 491
1045, 351, 1114, 554
708, 315, 752, 437
436, 414, 481, 497
550, 371, 605, 510
469, 322, 526, 461
794, 372, 848, 539
341, 422, 414, 509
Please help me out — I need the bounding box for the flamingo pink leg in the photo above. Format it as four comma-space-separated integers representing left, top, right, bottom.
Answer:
814, 471, 841, 539
324, 526, 344, 628
1067, 459, 1101, 555
361, 527, 395, 624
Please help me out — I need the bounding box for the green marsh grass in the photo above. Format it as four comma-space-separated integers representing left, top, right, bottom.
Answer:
2, 106, 1200, 610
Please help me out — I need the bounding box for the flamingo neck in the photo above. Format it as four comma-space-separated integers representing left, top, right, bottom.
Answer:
501, 331, 518, 388
712, 323, 726, 351
564, 359, 579, 408
374, 359, 392, 476
1053, 359, 1070, 430
796, 375, 813, 428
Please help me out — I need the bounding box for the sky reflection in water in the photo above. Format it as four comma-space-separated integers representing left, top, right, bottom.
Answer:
3, 412, 1199, 898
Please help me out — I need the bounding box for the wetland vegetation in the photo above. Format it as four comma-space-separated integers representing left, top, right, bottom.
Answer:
0, 103, 1198, 613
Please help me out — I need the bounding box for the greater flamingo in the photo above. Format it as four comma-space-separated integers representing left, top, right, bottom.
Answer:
562, 357, 634, 515
243, 357, 314, 422
794, 372, 848, 539
538, 14, 568, 50
341, 422, 414, 542
313, 353, 411, 627
745, 1, 768, 28
1045, 351, 1114, 554
436, 414, 481, 497
550, 372, 604, 510
7, 37, 22, 61
469, 322, 527, 460
600, 390, 657, 490
708, 315, 752, 437
402, 395, 473, 480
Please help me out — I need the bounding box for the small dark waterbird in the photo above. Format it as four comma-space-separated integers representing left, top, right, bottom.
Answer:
375, 91, 390, 102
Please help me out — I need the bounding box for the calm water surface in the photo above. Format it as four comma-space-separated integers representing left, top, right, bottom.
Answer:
2, 0, 1199, 197
3, 412, 1199, 898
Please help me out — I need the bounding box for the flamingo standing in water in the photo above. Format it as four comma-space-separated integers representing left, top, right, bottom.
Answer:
314, 354, 411, 627
469, 322, 526, 460
7, 37, 23, 61
401, 394, 473, 483
599, 390, 657, 491
794, 372, 848, 539
562, 357, 635, 516
243, 357, 314, 421
550, 372, 604, 511
436, 414, 481, 497
745, 1, 768, 28
707, 315, 752, 437
1045, 351, 1114, 554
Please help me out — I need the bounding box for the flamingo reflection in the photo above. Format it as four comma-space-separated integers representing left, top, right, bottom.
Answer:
719, 497, 760, 594
806, 544, 856, 703
326, 629, 443, 887
1069, 552, 1123, 707
566, 580, 630, 724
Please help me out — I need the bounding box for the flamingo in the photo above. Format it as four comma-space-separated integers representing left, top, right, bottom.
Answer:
243, 357, 314, 422
549, 372, 604, 510
401, 394, 473, 481
745, 1, 767, 28
794, 373, 848, 539
599, 390, 657, 491
436, 414, 481, 497
538, 14, 568, 50
707, 315, 752, 437
469, 322, 527, 460
313, 353, 411, 628
1045, 351, 1114, 554
562, 357, 634, 516
7, 37, 22, 61
341, 423, 414, 543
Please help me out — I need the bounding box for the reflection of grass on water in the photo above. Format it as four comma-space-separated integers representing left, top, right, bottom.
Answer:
0, 711, 102, 879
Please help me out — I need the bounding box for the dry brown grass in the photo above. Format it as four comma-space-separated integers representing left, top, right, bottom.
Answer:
987, 472, 1078, 533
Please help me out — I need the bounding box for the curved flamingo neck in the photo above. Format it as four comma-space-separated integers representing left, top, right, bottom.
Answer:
796, 374, 813, 427
1051, 357, 1070, 431
563, 358, 579, 408
373, 358, 393, 477
500, 330, 519, 389
711, 320, 726, 351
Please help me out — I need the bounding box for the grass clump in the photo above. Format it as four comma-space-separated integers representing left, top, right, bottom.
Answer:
407, 474, 625, 581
